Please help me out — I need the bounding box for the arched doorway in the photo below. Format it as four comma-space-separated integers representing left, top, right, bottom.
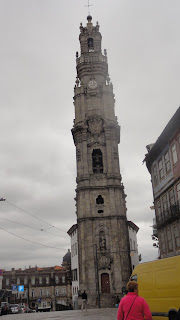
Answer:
101, 273, 110, 293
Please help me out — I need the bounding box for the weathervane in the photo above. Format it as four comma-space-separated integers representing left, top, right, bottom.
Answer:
85, 0, 93, 15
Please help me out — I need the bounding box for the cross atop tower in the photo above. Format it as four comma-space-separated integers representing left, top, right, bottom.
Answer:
85, 0, 93, 15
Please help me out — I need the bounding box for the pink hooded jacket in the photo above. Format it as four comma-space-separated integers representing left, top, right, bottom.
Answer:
117, 292, 152, 320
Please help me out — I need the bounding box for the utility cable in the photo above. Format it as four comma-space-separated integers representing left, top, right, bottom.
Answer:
3, 199, 68, 234
0, 217, 68, 239
0, 226, 68, 250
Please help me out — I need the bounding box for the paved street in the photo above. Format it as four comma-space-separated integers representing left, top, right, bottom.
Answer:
2, 309, 118, 320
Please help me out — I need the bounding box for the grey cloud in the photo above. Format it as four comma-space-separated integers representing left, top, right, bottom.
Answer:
0, 0, 180, 269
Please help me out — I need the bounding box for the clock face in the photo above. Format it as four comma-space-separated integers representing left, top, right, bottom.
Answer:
88, 79, 98, 90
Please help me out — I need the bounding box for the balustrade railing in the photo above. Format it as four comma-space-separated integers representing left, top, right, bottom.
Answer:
156, 201, 180, 228
76, 54, 107, 65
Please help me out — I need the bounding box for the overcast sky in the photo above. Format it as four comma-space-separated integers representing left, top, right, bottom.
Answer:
0, 0, 180, 271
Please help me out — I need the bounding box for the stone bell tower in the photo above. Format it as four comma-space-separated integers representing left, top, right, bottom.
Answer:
72, 15, 131, 308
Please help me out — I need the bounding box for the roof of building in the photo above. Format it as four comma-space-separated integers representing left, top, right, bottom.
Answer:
54, 265, 64, 271
67, 224, 78, 235
127, 221, 139, 233
62, 249, 71, 265
3, 265, 65, 273
144, 106, 180, 172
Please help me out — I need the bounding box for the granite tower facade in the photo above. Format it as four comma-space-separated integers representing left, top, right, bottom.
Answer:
72, 16, 131, 308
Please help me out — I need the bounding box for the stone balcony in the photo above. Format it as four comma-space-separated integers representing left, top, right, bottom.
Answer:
76, 54, 107, 65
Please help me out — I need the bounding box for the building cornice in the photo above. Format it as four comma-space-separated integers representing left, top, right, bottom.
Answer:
145, 107, 180, 172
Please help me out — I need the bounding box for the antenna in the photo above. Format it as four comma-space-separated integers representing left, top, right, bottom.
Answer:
85, 0, 93, 15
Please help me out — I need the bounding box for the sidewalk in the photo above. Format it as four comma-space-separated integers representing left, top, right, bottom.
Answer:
4, 308, 118, 320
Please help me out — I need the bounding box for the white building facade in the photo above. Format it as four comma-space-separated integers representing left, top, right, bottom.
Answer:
67, 224, 79, 309
127, 221, 140, 271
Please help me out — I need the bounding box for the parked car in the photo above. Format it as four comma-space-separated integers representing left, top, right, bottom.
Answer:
19, 305, 32, 313
19, 305, 27, 313
0, 305, 2, 316
9, 304, 20, 314
1, 302, 9, 315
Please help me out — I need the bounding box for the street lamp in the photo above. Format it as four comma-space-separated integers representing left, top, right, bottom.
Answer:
92, 244, 100, 308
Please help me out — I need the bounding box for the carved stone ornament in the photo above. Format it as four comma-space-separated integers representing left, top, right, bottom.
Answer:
99, 232, 106, 251
98, 252, 112, 270
87, 141, 106, 147
75, 133, 82, 144
87, 115, 103, 137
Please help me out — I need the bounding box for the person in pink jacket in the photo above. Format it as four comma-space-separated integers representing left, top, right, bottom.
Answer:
117, 281, 152, 320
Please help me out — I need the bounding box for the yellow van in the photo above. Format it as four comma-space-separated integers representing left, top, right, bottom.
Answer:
130, 256, 180, 320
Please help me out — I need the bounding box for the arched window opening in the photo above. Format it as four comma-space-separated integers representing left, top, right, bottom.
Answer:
92, 149, 103, 173
98, 210, 104, 214
88, 38, 94, 50
96, 195, 104, 205
101, 273, 110, 293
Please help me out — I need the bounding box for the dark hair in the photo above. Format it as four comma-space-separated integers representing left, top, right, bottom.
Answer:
126, 281, 138, 292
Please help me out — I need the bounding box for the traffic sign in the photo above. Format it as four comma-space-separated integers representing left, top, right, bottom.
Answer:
18, 285, 24, 292
12, 284, 18, 293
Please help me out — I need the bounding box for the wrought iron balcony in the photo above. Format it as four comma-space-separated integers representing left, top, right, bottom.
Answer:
156, 201, 180, 229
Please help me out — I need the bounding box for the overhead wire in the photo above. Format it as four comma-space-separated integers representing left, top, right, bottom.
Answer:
0, 199, 71, 254
0, 203, 157, 260
0, 225, 68, 250
0, 217, 69, 239
3, 199, 68, 234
